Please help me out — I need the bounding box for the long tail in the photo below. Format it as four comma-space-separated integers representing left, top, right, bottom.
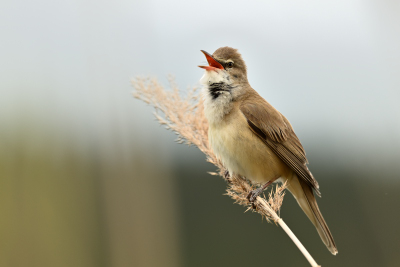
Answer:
286, 174, 338, 255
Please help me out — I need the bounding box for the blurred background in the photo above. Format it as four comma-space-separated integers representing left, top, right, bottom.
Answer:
1, 0, 400, 266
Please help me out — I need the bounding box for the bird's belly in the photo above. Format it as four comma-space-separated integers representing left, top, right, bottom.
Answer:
209, 122, 290, 183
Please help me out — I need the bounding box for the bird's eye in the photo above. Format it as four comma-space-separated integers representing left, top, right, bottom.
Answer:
226, 62, 234, 68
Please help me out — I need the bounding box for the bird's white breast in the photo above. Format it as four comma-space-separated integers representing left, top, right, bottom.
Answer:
208, 116, 288, 183
201, 73, 288, 183
200, 70, 233, 125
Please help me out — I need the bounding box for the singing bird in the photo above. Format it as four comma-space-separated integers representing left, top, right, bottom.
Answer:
199, 47, 337, 255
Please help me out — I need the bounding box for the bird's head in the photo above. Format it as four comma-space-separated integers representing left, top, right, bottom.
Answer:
199, 47, 248, 86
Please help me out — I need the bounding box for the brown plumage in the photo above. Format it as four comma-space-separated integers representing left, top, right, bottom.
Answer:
240, 94, 321, 196
200, 46, 338, 255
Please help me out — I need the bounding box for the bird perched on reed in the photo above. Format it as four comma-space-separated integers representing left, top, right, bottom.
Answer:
199, 46, 337, 255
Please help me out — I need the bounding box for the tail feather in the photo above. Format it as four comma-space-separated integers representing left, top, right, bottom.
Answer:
287, 175, 338, 255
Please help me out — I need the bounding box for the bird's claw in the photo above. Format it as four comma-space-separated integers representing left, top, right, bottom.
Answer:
247, 188, 263, 209
224, 170, 232, 183
224, 170, 230, 179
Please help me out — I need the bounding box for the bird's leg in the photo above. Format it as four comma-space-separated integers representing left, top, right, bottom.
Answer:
224, 170, 232, 183
247, 180, 274, 208
224, 170, 229, 179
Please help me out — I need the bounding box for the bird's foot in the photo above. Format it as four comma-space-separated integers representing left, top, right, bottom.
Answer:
224, 170, 232, 183
224, 170, 230, 180
247, 187, 264, 203
246, 180, 274, 209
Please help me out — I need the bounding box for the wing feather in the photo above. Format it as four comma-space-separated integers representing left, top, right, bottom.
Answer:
240, 99, 321, 195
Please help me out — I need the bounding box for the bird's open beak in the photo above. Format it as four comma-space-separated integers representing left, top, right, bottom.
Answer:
198, 50, 224, 71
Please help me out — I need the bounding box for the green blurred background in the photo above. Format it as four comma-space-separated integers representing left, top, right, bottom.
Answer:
1, 1, 400, 266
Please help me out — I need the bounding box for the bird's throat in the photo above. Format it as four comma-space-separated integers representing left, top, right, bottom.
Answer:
200, 69, 232, 99
200, 69, 230, 86
208, 82, 232, 99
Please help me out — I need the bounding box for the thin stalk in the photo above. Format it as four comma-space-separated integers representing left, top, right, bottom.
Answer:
256, 196, 321, 267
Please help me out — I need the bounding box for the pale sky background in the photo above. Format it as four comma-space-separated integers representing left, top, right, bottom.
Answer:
1, 0, 400, 175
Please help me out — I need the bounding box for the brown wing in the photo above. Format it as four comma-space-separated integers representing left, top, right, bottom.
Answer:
240, 99, 321, 196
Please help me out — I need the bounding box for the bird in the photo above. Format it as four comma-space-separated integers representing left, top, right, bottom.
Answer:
198, 46, 338, 255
